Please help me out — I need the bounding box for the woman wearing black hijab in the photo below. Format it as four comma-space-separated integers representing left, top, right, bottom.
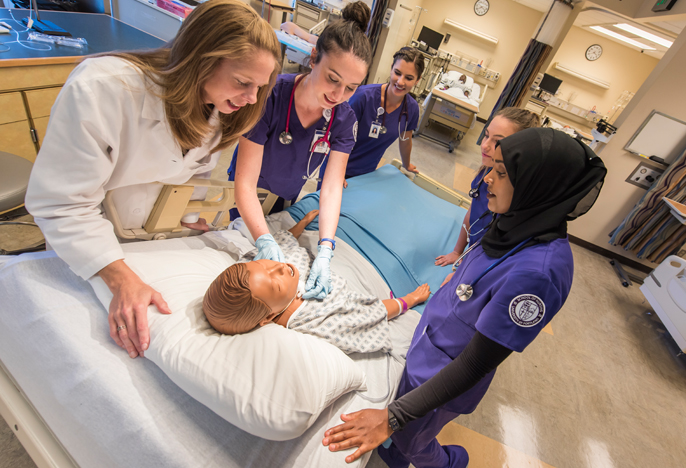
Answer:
322, 128, 607, 467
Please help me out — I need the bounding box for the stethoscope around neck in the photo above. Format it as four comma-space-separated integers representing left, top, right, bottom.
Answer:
453, 237, 533, 301
375, 83, 410, 140
278, 74, 337, 182
469, 167, 491, 199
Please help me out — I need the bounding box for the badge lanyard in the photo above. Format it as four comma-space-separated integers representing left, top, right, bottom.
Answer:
370, 84, 408, 139
454, 237, 533, 302
469, 167, 491, 199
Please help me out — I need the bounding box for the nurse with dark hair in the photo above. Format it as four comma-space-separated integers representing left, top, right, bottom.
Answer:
322, 128, 607, 467
229, 9, 372, 300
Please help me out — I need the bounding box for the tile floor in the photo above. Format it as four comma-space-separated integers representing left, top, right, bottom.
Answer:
3, 120, 686, 468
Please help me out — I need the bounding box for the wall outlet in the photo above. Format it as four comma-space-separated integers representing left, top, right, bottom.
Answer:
382, 8, 394, 28
625, 162, 665, 190
450, 56, 458, 66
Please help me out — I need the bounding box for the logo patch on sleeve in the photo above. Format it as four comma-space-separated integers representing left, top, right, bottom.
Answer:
353, 121, 358, 142
509, 294, 545, 327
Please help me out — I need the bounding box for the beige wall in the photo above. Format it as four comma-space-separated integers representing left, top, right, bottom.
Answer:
544, 25, 659, 117
568, 26, 686, 267
414, 0, 543, 119
369, 0, 426, 85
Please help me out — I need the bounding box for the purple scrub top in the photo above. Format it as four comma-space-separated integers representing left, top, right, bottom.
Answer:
244, 74, 358, 201
345, 84, 419, 178
403, 238, 574, 414
468, 167, 492, 244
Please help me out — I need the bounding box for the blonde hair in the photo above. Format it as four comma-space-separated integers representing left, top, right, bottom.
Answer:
494, 107, 541, 132
108, 0, 281, 153
203, 263, 272, 335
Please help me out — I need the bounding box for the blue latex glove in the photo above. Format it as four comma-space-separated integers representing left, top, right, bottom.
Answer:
303, 245, 333, 300
254, 233, 285, 262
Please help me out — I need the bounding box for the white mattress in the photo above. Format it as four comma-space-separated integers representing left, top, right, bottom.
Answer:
0, 231, 419, 468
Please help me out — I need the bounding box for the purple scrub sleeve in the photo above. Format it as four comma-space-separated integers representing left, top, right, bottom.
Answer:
467, 168, 492, 244
345, 84, 420, 178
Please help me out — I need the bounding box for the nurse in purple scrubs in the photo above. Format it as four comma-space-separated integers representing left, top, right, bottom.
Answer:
230, 13, 371, 299
322, 128, 607, 467
344, 47, 424, 178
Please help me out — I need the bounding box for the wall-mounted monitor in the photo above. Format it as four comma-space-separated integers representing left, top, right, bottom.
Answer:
417, 26, 444, 51
539, 73, 562, 95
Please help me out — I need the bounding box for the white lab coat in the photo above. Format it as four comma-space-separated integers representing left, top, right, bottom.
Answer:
26, 57, 222, 280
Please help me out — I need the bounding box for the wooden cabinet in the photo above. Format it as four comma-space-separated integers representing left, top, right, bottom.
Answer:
0, 63, 76, 163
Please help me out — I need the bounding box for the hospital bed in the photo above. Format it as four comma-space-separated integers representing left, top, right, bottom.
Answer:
0, 163, 470, 468
415, 71, 487, 153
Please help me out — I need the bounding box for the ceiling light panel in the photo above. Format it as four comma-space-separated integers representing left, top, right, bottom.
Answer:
590, 26, 656, 50
614, 23, 673, 48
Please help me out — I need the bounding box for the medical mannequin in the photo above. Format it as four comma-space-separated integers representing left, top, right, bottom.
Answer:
323, 128, 607, 467
435, 108, 540, 268
203, 210, 430, 354
26, 0, 282, 359
230, 11, 372, 301
338, 47, 423, 179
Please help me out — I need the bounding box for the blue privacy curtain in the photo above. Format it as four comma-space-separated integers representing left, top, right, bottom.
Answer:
610, 147, 686, 263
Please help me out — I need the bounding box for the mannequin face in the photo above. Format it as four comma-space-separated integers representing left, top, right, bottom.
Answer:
245, 260, 300, 315
484, 146, 514, 214
480, 116, 519, 167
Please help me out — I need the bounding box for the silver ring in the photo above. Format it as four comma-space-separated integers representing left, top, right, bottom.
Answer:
117, 325, 127, 331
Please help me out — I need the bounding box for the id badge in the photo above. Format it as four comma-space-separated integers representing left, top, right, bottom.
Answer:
369, 122, 382, 139
310, 130, 329, 153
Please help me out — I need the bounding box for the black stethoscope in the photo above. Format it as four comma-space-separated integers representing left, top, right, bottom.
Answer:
374, 83, 409, 139
469, 167, 491, 199
278, 75, 336, 182
453, 237, 533, 301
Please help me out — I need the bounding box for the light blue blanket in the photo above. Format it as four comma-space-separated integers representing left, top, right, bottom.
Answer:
286, 165, 467, 313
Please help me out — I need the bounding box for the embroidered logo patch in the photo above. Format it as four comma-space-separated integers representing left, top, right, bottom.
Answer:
353, 121, 358, 142
509, 294, 545, 328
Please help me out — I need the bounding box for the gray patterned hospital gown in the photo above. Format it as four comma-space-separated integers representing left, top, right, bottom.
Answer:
273, 230, 392, 354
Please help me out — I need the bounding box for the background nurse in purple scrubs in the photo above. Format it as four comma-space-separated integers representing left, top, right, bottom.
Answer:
322, 128, 607, 467
231, 10, 372, 300
343, 47, 424, 179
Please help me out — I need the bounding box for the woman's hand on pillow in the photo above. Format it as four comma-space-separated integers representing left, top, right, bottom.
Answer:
322, 408, 393, 463
98, 260, 172, 358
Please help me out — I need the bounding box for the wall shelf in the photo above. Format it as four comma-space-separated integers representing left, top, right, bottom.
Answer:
553, 62, 611, 89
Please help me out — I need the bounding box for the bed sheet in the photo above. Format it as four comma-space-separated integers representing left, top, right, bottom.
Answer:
287, 165, 468, 312
0, 231, 419, 468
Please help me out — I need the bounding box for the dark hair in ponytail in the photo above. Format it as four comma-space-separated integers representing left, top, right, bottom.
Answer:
392, 47, 425, 79
312, 1, 372, 68
342, 0, 370, 32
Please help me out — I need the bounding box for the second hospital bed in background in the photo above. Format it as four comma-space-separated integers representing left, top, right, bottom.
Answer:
415, 71, 488, 153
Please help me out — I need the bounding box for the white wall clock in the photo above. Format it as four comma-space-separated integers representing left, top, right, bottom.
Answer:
585, 44, 603, 61
474, 0, 489, 16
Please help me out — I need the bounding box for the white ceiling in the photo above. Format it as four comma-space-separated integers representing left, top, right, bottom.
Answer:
511, 0, 682, 59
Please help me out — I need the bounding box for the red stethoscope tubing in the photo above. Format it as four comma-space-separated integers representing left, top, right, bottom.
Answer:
281, 74, 336, 151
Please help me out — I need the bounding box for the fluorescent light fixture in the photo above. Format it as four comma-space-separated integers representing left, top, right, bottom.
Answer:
614, 23, 673, 48
444, 18, 498, 44
554, 62, 611, 89
590, 26, 656, 50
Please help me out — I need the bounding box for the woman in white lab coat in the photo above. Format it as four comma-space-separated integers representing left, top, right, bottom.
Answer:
25, 0, 281, 359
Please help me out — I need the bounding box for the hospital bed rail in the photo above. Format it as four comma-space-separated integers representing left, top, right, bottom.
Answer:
104, 179, 279, 241
390, 159, 471, 210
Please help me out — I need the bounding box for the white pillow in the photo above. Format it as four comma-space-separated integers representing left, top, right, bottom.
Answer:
88, 247, 366, 441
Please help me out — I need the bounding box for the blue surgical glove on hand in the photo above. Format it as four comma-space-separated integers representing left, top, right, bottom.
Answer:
254, 233, 285, 262
303, 245, 333, 300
